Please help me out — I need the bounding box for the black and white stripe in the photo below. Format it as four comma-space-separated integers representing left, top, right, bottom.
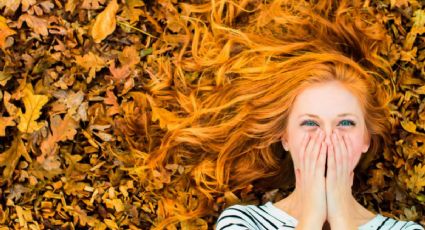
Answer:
215, 201, 424, 230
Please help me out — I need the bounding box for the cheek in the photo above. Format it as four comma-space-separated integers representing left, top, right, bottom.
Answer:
345, 133, 364, 157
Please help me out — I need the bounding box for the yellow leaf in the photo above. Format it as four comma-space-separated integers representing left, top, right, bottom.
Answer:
17, 84, 49, 134
0, 116, 15, 136
0, 16, 16, 49
15, 205, 33, 228
91, 0, 119, 43
104, 219, 118, 230
403, 9, 425, 50
406, 163, 425, 194
400, 120, 417, 134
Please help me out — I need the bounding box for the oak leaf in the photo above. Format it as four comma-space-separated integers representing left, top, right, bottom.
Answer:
0, 136, 31, 185
17, 84, 49, 134
17, 14, 49, 36
0, 0, 36, 15
74, 52, 106, 83
0, 116, 16, 136
39, 114, 79, 165
120, 0, 145, 24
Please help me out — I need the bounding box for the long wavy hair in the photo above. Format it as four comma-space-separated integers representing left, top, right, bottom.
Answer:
124, 0, 395, 228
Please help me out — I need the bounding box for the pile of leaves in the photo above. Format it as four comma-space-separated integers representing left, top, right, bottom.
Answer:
0, 0, 424, 229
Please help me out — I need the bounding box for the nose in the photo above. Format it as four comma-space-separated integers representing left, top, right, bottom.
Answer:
322, 129, 333, 146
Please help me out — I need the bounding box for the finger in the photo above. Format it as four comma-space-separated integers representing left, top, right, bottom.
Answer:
327, 137, 336, 180
312, 130, 325, 166
299, 132, 310, 172
343, 134, 356, 171
295, 168, 302, 188
317, 140, 327, 176
335, 130, 348, 177
305, 129, 320, 172
331, 131, 342, 177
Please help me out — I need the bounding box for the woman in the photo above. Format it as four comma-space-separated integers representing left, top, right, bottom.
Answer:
140, 0, 425, 229
214, 81, 425, 229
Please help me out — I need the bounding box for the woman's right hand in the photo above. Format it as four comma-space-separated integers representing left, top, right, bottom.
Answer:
294, 129, 327, 229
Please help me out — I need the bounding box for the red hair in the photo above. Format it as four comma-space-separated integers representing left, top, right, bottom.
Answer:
121, 0, 395, 228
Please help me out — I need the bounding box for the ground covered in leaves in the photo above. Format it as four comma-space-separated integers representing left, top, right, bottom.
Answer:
0, 0, 425, 229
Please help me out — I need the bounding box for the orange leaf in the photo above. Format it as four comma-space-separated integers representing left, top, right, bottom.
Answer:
0, 16, 16, 49
91, 0, 119, 43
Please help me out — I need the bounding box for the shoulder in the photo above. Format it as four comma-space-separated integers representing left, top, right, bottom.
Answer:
215, 202, 296, 230
215, 203, 258, 230
360, 214, 424, 230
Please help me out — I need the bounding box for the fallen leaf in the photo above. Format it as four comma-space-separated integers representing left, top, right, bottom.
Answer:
0, 136, 31, 185
0, 116, 16, 136
17, 84, 49, 134
74, 52, 107, 83
0, 16, 16, 49
17, 14, 49, 36
91, 0, 119, 43
38, 114, 79, 164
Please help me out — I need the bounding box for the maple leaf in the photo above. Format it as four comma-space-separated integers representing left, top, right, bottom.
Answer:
91, 0, 119, 43
17, 84, 49, 134
0, 136, 31, 186
0, 16, 16, 50
74, 51, 107, 83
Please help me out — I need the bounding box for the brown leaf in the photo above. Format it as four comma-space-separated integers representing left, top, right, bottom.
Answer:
0, 136, 31, 185
17, 14, 49, 36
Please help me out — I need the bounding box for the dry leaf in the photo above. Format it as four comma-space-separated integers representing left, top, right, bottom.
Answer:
17, 84, 49, 134
0, 16, 16, 49
0, 136, 31, 185
91, 0, 119, 43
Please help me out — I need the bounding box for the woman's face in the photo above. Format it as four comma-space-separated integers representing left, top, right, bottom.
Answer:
281, 81, 370, 170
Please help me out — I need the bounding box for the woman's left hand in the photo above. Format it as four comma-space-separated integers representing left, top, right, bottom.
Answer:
325, 129, 357, 230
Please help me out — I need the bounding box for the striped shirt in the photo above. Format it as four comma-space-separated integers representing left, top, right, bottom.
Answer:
215, 201, 425, 230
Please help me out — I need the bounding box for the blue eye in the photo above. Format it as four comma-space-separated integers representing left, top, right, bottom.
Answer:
339, 120, 356, 126
300, 119, 356, 126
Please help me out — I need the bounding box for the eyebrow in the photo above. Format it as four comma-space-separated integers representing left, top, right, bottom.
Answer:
299, 113, 358, 118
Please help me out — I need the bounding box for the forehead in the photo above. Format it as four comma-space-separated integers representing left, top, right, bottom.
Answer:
291, 82, 364, 117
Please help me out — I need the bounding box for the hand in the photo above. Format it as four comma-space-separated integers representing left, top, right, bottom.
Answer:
294, 129, 327, 228
326, 129, 357, 230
